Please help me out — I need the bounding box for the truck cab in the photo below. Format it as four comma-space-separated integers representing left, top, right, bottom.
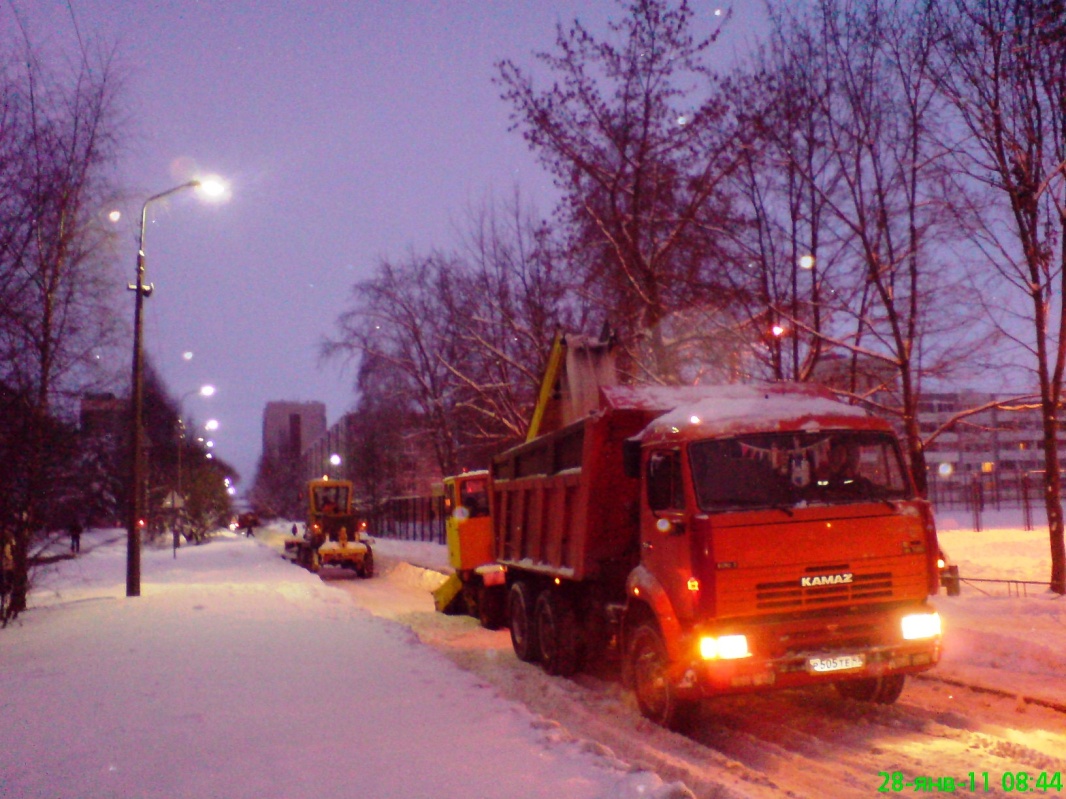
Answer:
624, 384, 942, 726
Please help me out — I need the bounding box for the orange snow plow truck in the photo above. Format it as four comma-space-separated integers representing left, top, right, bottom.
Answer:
492, 383, 942, 729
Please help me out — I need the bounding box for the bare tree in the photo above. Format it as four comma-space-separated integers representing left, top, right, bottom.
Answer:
326, 253, 469, 476
448, 192, 583, 443
0, 42, 124, 621
341, 354, 437, 505
724, 31, 843, 383
931, 0, 1066, 594
744, 0, 983, 498
496, 0, 747, 383
326, 194, 578, 479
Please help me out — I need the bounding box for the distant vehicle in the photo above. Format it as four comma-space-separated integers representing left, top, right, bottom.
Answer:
285, 478, 373, 577
237, 512, 259, 531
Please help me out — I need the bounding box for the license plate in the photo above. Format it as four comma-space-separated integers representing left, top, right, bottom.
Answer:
807, 654, 865, 673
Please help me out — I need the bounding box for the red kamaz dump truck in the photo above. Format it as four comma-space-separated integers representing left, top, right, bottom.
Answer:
491, 382, 942, 729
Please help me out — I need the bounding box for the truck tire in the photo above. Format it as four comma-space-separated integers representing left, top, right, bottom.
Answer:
508, 581, 540, 662
478, 584, 506, 630
628, 623, 699, 731
835, 673, 905, 704
358, 546, 374, 579
535, 591, 581, 676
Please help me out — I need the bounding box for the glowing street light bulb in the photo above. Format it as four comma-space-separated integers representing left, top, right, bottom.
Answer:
199, 384, 216, 397
799, 254, 816, 270
329, 453, 342, 467
772, 324, 786, 337
195, 175, 228, 202
205, 419, 219, 431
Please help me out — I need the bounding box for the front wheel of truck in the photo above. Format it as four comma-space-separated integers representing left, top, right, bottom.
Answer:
478, 584, 506, 630
508, 581, 540, 662
628, 623, 699, 731
357, 546, 374, 579
835, 673, 905, 704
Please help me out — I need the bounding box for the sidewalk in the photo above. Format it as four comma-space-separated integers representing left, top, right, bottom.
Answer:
2, 530, 673, 799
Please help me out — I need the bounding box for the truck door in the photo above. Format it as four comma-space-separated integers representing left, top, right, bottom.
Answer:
641, 449, 695, 622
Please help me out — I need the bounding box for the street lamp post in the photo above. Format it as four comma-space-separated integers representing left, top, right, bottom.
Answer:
126, 179, 224, 597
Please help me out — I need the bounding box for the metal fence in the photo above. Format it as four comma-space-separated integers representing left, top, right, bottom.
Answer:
368, 494, 446, 544
927, 472, 1038, 532
364, 471, 1041, 542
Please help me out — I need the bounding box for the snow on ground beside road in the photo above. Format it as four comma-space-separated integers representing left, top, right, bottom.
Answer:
5, 507, 1065, 799
2, 529, 687, 799
264, 511, 1066, 710
353, 509, 1066, 710
932, 509, 1066, 708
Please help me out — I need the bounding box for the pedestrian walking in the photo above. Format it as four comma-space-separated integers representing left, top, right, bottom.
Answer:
69, 522, 83, 554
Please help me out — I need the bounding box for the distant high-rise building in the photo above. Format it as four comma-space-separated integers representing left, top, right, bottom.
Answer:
262, 401, 326, 460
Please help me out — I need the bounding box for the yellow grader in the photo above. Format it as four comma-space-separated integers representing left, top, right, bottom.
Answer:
285, 478, 374, 577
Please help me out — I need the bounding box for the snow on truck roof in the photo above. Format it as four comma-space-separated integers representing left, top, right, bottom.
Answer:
599, 383, 879, 442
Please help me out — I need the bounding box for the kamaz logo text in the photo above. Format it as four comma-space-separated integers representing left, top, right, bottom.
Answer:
801, 572, 854, 587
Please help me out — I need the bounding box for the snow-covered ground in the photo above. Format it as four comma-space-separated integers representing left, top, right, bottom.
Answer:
933, 509, 1066, 710
2, 529, 685, 799
3, 508, 1065, 798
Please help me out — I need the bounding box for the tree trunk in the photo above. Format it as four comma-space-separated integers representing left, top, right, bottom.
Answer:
1040, 401, 1066, 594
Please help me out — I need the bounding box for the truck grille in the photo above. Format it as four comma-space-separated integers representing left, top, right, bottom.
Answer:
755, 570, 894, 610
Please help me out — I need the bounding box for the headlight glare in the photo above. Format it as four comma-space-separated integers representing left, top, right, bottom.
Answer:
699, 634, 750, 660
901, 611, 941, 640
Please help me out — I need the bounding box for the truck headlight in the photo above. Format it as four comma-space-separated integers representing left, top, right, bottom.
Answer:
901, 612, 941, 640
699, 634, 750, 660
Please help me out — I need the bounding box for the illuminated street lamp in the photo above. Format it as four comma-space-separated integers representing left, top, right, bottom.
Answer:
127, 178, 226, 597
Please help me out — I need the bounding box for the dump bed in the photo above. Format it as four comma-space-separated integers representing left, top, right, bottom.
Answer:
491, 387, 701, 581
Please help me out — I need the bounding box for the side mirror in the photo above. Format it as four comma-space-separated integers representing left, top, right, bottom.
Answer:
623, 438, 641, 479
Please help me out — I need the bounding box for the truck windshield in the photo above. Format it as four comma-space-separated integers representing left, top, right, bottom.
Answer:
688, 430, 911, 512
459, 478, 490, 518
314, 485, 349, 513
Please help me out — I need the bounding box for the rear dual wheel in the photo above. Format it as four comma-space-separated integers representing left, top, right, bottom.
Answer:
508, 582, 540, 662
534, 591, 581, 676
509, 582, 584, 678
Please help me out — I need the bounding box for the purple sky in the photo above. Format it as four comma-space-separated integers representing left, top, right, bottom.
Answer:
7, 1, 765, 489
